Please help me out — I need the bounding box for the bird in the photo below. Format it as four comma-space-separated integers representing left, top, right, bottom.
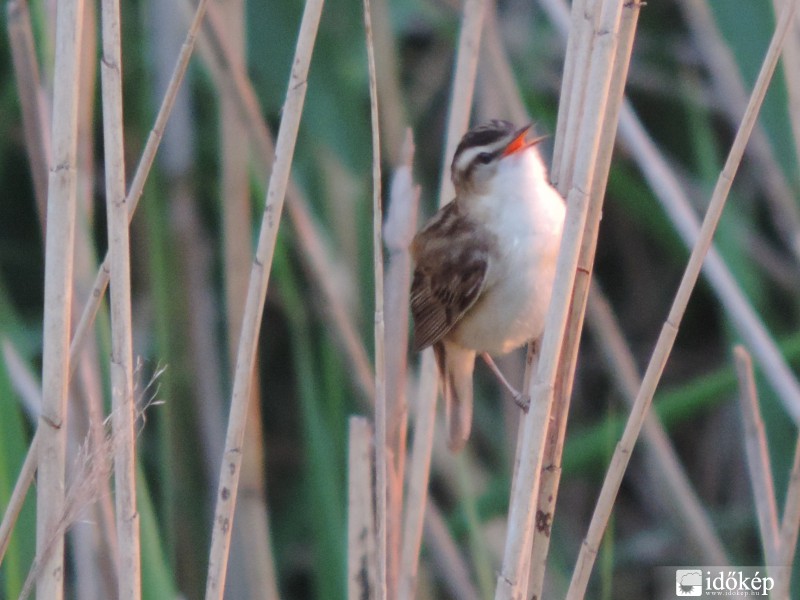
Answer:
410, 120, 565, 451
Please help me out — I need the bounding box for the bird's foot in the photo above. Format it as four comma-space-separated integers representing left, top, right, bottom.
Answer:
512, 391, 531, 413
480, 353, 529, 413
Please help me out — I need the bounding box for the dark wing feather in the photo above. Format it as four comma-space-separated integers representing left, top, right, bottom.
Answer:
410, 202, 492, 351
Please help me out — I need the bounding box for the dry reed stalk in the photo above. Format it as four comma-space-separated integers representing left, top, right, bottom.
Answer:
438, 0, 487, 205
184, 24, 279, 598
398, 352, 438, 600
734, 346, 780, 565
615, 102, 800, 422
550, 0, 586, 184
214, 0, 279, 595
204, 0, 325, 594
677, 0, 800, 262
553, 0, 597, 192
187, 0, 375, 403
99, 0, 141, 593
67, 0, 212, 374
364, 0, 388, 594
527, 3, 641, 596
566, 3, 799, 596
212, 0, 250, 393
586, 287, 728, 563
383, 130, 420, 594
231, 400, 278, 598
0, 431, 39, 565
495, 1, 625, 598
36, 0, 85, 594
348, 417, 378, 599
188, 0, 268, 166
6, 0, 50, 229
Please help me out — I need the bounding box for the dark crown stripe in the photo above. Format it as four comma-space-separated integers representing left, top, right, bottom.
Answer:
454, 120, 515, 158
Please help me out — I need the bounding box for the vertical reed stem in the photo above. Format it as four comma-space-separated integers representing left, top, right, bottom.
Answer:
99, 0, 140, 593
364, 0, 387, 594
36, 0, 85, 595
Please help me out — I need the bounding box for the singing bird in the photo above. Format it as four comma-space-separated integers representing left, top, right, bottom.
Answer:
410, 120, 565, 451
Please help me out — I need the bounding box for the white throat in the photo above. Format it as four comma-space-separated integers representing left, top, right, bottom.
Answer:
464, 147, 555, 226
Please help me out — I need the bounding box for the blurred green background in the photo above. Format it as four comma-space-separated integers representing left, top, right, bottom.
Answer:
1, 0, 799, 598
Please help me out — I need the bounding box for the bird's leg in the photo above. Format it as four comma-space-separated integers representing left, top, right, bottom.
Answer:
480, 353, 530, 412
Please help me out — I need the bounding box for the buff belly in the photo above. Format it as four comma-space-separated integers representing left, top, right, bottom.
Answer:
449, 234, 559, 355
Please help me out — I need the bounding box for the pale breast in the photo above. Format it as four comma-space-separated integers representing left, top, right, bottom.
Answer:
449, 150, 565, 355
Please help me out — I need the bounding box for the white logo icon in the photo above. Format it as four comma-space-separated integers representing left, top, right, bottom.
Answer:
676, 569, 703, 596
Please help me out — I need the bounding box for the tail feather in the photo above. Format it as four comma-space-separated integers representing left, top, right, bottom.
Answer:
435, 342, 475, 452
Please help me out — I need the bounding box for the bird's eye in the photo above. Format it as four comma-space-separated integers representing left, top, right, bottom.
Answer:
476, 152, 492, 165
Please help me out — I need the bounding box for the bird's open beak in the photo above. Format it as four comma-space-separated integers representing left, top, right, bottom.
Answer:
501, 124, 546, 157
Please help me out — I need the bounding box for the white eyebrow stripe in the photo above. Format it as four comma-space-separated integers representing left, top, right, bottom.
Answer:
453, 139, 508, 174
